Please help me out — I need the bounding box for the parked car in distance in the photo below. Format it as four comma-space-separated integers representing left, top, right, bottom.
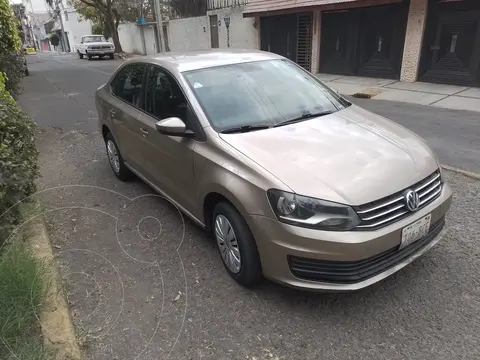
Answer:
76, 35, 114, 60
24, 47, 37, 55
95, 49, 452, 291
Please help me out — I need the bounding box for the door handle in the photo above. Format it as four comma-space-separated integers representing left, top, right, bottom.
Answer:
140, 127, 149, 137
109, 108, 116, 117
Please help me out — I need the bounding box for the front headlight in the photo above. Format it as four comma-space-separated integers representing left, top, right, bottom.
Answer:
267, 189, 360, 231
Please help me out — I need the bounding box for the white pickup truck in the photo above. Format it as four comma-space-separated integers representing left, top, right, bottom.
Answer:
76, 35, 115, 60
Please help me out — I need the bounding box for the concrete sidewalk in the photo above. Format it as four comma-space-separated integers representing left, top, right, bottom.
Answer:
316, 73, 480, 113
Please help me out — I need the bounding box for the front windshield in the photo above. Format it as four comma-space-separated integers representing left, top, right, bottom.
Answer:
183, 59, 349, 131
83, 36, 106, 43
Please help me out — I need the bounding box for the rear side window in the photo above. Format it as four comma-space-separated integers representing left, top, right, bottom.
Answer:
111, 64, 146, 108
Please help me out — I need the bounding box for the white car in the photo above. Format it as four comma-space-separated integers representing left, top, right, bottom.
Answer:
76, 35, 115, 60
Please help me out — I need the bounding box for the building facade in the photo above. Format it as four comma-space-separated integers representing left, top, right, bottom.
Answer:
21, 0, 91, 53
243, 0, 480, 86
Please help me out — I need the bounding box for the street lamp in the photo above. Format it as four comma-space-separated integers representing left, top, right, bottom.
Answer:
224, 16, 231, 48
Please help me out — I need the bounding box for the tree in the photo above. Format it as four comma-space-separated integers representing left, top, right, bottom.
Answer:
74, 1, 111, 39
169, 0, 207, 18
50, 33, 60, 47
53, 0, 139, 53
0, 0, 22, 55
11, 4, 26, 43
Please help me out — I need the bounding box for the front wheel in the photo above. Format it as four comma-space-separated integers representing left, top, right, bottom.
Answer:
104, 132, 133, 181
78, 51, 83, 59
213, 202, 262, 287
87, 53, 92, 61
109, 53, 114, 60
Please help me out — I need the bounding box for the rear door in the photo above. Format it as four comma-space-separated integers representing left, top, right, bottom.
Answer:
108, 63, 148, 172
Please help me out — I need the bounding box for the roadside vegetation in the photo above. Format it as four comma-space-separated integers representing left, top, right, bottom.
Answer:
0, 0, 53, 359
0, 234, 51, 360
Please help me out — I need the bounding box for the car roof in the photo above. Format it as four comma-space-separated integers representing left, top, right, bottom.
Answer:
125, 49, 285, 72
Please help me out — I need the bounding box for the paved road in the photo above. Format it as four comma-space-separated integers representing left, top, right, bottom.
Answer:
18, 53, 480, 360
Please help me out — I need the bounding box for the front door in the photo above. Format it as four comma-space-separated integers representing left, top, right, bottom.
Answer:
421, 1, 480, 86
356, 4, 408, 79
320, 4, 408, 79
261, 14, 298, 62
320, 11, 358, 75
210, 15, 219, 48
140, 65, 197, 213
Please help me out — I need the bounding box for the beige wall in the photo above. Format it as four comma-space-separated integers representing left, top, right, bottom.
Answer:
311, 10, 321, 74
206, 7, 259, 49
400, 0, 429, 82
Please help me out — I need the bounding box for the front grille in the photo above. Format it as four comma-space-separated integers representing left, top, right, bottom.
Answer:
353, 170, 442, 230
90, 46, 101, 50
101, 45, 111, 49
288, 217, 445, 284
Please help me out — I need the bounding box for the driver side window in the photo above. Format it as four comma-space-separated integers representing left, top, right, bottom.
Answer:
111, 64, 146, 108
144, 66, 189, 122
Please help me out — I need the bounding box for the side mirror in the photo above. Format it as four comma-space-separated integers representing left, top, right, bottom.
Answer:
155, 117, 194, 138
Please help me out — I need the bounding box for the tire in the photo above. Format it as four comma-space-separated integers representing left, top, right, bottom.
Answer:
25, 68, 29, 76
104, 132, 134, 181
87, 53, 92, 61
213, 202, 262, 287
78, 51, 83, 59
109, 53, 114, 60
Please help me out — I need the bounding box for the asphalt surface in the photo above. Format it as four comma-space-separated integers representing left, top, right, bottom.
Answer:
17, 53, 480, 360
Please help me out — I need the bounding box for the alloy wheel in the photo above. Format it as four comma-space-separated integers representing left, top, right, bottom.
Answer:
106, 140, 120, 174
214, 214, 241, 274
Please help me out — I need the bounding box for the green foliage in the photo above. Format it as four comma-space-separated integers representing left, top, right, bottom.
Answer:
0, 73, 39, 243
0, 53, 27, 95
0, 0, 26, 95
75, 1, 111, 38
0, 0, 22, 55
0, 239, 53, 360
49, 33, 60, 47
92, 22, 109, 38
71, 0, 143, 52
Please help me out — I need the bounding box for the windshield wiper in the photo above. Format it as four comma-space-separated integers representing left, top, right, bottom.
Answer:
220, 124, 271, 134
274, 110, 333, 128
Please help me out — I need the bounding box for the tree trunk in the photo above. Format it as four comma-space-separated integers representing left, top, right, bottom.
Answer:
105, 8, 122, 52
111, 26, 122, 53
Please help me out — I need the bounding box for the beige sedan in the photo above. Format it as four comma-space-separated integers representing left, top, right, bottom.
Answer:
95, 49, 452, 291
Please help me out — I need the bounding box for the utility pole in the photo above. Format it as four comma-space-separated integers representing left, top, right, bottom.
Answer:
54, 1, 68, 52
153, 0, 165, 53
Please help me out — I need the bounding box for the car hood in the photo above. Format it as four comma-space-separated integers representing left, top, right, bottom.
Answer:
219, 105, 438, 205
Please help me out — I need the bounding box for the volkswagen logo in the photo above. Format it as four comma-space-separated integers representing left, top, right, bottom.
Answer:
404, 190, 420, 212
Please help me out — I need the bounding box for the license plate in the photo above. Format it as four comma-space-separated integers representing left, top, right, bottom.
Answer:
400, 214, 432, 249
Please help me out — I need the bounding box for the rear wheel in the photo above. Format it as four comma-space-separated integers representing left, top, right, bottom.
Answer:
213, 202, 262, 287
104, 132, 133, 181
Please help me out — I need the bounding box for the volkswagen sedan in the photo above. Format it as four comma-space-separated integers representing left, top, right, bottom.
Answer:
95, 49, 452, 291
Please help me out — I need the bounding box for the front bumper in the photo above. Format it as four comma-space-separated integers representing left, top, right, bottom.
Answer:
245, 183, 452, 291
87, 49, 114, 55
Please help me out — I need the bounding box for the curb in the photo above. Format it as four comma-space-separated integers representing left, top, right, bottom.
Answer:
441, 164, 480, 180
29, 215, 83, 360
